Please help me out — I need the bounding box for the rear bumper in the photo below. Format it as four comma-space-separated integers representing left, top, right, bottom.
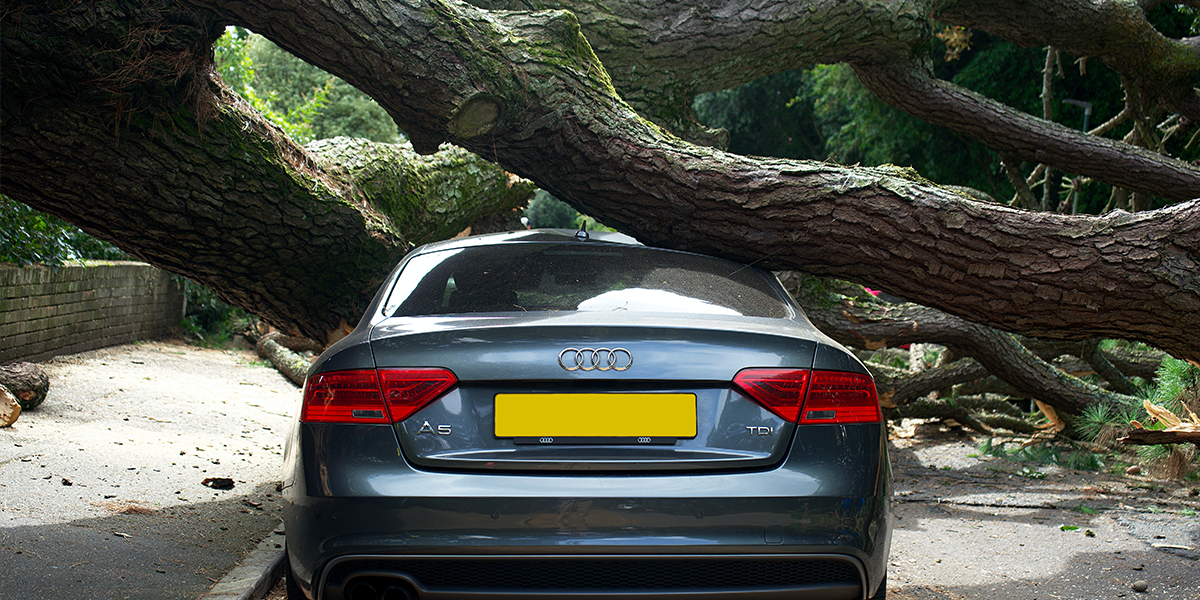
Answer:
317, 554, 866, 600
281, 423, 892, 600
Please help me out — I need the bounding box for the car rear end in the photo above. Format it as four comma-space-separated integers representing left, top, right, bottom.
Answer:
281, 230, 891, 600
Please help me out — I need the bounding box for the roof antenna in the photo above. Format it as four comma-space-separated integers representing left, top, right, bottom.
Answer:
575, 220, 590, 241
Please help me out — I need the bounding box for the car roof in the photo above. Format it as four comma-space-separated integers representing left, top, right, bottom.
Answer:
411, 228, 642, 255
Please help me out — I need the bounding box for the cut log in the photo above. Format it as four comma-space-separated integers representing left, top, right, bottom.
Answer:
0, 385, 20, 427
0, 362, 50, 409
269, 334, 324, 355
256, 332, 311, 387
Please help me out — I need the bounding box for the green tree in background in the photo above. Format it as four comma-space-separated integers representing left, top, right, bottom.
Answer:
692, 69, 824, 161
695, 6, 1196, 214
216, 28, 399, 144
522, 191, 577, 228
0, 195, 126, 266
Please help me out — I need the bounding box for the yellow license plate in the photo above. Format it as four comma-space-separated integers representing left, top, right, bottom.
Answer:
494, 393, 696, 438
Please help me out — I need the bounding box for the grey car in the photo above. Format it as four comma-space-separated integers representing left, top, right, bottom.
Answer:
282, 229, 892, 600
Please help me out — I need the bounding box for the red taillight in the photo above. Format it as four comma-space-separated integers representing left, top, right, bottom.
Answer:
301, 368, 456, 423
379, 368, 458, 422
732, 369, 811, 423
800, 371, 881, 424
732, 368, 880, 424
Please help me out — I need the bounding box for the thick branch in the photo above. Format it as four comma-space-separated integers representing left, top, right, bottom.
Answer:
256, 332, 310, 386
466, 0, 925, 141
797, 293, 1139, 414
934, 0, 1200, 118
869, 357, 990, 407
1, 1, 532, 340
469, 0, 1200, 194
851, 59, 1200, 201
1081, 339, 1139, 395
1120, 428, 1200, 445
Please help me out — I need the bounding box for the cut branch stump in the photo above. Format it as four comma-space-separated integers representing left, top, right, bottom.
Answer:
1, 385, 20, 427
0, 362, 50, 409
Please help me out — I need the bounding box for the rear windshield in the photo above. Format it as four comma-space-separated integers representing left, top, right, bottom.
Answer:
383, 243, 791, 318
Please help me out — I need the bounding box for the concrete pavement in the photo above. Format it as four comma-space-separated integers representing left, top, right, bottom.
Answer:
0, 340, 297, 599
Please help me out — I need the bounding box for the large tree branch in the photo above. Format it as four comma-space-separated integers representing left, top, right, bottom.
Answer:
934, 0, 1200, 118
467, 0, 1200, 196
851, 58, 1200, 201
0, 1, 532, 342
794, 289, 1139, 414
131, 0, 1200, 363
469, 0, 926, 141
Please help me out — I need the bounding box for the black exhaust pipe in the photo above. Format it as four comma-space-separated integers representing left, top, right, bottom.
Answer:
381, 583, 417, 600
348, 581, 379, 600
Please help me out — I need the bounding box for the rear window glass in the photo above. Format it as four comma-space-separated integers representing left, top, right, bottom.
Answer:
383, 244, 791, 318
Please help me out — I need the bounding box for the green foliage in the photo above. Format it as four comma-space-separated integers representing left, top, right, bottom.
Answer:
521, 190, 613, 231
213, 26, 255, 93
693, 68, 825, 160
214, 28, 334, 143
978, 437, 1105, 471
1147, 357, 1200, 414
179, 280, 253, 348
0, 195, 127, 266
1134, 358, 1200, 469
1072, 357, 1198, 478
1076, 400, 1140, 443
522, 190, 579, 228
214, 29, 400, 144
573, 214, 615, 232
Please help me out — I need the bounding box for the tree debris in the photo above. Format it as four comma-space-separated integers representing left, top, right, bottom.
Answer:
1120, 400, 1200, 445
0, 384, 20, 427
201, 477, 235, 490
255, 332, 315, 387
0, 362, 50, 409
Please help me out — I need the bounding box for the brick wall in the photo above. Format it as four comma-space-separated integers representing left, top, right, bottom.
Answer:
0, 261, 185, 363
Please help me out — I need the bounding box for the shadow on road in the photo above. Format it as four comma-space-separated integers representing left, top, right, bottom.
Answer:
0, 481, 282, 600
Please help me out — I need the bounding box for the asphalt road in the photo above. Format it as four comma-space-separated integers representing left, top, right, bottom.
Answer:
0, 340, 297, 600
886, 430, 1200, 600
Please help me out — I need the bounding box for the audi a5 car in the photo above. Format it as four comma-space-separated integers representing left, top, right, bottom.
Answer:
282, 229, 891, 600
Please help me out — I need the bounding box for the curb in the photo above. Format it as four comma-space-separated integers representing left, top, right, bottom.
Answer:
199, 522, 286, 600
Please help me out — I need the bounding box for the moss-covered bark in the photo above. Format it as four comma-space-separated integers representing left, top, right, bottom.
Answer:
459, 0, 1200, 199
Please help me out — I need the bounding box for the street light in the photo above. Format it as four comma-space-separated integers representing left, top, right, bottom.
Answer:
1063, 99, 1092, 132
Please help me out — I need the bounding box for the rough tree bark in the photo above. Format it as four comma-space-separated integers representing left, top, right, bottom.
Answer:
788, 278, 1140, 414
3, 0, 1198, 361
0, 1, 533, 342
188, 0, 1200, 362
0, 362, 50, 409
255, 332, 312, 386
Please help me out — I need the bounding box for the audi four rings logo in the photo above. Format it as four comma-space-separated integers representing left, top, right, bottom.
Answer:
558, 348, 633, 371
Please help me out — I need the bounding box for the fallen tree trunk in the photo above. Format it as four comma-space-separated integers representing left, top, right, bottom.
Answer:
255, 332, 312, 387
0, 362, 50, 409
866, 342, 1163, 410
783, 274, 1139, 415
